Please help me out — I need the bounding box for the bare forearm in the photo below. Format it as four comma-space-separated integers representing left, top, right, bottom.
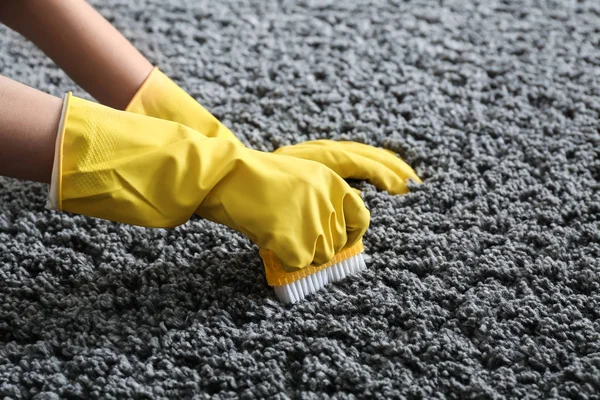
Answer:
0, 75, 63, 183
0, 0, 153, 110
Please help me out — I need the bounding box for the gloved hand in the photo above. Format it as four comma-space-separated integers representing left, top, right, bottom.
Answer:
125, 68, 421, 193
50, 93, 369, 269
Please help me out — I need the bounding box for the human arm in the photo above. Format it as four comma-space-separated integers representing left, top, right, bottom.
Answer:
0, 0, 152, 110
0, 75, 62, 183
0, 79, 369, 268
0, 0, 420, 195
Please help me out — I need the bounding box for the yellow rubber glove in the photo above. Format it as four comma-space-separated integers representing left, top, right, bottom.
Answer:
125, 68, 421, 193
52, 93, 369, 269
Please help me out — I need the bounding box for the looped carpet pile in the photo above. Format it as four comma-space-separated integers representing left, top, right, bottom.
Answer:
1, 0, 599, 398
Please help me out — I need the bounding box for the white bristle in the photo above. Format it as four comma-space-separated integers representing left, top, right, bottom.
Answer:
340, 263, 348, 279
290, 281, 301, 302
273, 252, 367, 304
358, 255, 367, 270
309, 273, 320, 292
347, 263, 354, 276
343, 259, 352, 275
334, 263, 343, 281
336, 265, 342, 280
301, 277, 310, 296
319, 269, 328, 287
314, 270, 320, 284
296, 279, 305, 299
326, 265, 335, 281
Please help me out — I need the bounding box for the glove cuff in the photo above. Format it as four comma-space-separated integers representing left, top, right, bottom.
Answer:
46, 92, 71, 211
54, 93, 245, 228
125, 67, 241, 144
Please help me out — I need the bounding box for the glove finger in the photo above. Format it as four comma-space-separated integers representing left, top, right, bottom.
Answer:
280, 144, 411, 194
333, 141, 422, 185
274, 142, 357, 180
275, 141, 421, 194
311, 210, 347, 266
347, 154, 414, 194
340, 186, 370, 249
282, 140, 422, 184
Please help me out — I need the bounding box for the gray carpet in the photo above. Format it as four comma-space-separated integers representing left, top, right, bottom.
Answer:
1, 0, 600, 398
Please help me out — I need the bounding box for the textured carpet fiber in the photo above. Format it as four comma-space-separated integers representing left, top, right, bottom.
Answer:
1, 0, 600, 398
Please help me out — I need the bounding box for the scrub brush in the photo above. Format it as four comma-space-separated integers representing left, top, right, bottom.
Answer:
259, 240, 367, 304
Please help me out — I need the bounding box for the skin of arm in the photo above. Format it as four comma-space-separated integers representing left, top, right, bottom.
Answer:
0, 0, 153, 110
0, 75, 62, 183
0, 0, 153, 182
